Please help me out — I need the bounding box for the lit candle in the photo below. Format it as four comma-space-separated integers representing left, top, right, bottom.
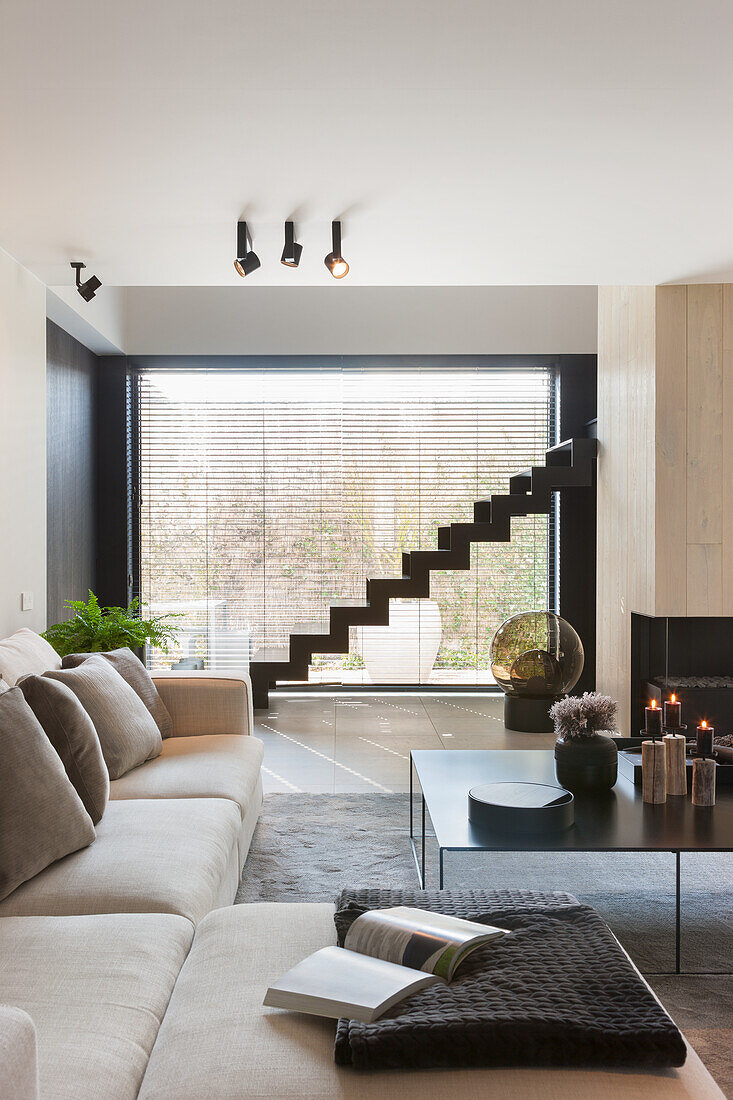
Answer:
645, 698, 663, 738
696, 720, 714, 758
663, 693, 682, 729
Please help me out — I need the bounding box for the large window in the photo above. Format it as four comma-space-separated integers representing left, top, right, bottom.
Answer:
138, 361, 556, 685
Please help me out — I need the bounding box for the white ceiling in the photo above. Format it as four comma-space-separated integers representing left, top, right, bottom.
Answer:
2, 0, 733, 288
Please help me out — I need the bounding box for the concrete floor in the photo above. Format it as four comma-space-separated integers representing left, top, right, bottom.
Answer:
254, 691, 555, 794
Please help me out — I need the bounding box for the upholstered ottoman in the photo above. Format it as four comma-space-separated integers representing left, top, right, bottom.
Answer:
138, 902, 723, 1099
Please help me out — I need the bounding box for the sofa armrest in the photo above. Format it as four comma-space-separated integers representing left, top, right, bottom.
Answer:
0, 1006, 39, 1100
151, 672, 254, 737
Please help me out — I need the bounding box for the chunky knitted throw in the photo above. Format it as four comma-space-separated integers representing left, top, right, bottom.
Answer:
333, 888, 686, 1071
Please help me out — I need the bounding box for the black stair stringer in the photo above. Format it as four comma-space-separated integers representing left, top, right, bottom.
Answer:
249, 437, 596, 707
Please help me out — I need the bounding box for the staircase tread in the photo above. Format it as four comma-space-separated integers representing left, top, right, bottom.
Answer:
330, 598, 371, 608
546, 438, 574, 454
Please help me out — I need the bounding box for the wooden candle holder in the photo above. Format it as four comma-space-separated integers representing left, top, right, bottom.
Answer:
642, 739, 667, 803
692, 757, 716, 807
663, 733, 687, 796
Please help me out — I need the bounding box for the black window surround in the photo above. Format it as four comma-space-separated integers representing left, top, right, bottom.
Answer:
96, 354, 597, 693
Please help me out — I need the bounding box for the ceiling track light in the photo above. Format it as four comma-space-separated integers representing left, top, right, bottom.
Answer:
70, 261, 102, 302
280, 221, 303, 268
234, 221, 261, 277
324, 220, 349, 279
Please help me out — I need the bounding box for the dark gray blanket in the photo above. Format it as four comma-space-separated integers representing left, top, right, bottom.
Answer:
333, 888, 686, 1072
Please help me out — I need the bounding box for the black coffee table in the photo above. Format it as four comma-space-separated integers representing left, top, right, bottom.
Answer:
409, 749, 733, 973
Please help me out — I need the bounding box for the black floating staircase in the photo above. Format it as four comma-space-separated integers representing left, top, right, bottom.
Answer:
250, 437, 597, 708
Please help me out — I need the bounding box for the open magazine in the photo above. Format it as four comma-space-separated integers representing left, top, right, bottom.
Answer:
263, 906, 508, 1023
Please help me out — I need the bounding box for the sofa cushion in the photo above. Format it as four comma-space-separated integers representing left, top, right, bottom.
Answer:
63, 648, 173, 738
19, 675, 109, 824
0, 1006, 38, 1100
0, 629, 60, 687
45, 656, 162, 779
139, 903, 722, 1100
110, 733, 264, 820
0, 913, 192, 1100
0, 797, 241, 924
0, 688, 95, 902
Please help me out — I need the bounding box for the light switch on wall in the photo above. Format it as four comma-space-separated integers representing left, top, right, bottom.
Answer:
21, 591, 34, 612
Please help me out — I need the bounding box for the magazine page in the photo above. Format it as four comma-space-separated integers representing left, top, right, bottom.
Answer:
344, 906, 508, 980
263, 946, 442, 1023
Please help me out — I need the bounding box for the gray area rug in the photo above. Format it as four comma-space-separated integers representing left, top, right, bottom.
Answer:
238, 793, 733, 1094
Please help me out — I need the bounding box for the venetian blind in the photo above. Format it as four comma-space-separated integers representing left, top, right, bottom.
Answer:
138, 363, 555, 686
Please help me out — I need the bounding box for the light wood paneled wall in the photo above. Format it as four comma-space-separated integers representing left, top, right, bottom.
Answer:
597, 287, 655, 730
654, 285, 687, 615
597, 284, 733, 731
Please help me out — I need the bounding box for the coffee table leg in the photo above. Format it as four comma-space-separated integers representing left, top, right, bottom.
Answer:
421, 795, 426, 888
675, 851, 681, 975
409, 754, 426, 889
407, 748, 413, 840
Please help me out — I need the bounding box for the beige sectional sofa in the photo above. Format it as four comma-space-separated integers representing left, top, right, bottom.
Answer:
0, 671, 263, 925
0, 642, 267, 1098
0, 635, 724, 1098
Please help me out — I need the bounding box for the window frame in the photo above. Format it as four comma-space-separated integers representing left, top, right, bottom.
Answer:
122, 354, 596, 693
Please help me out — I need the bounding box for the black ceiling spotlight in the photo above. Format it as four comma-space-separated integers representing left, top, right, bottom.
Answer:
70, 261, 102, 302
324, 220, 349, 279
234, 221, 261, 277
280, 221, 303, 268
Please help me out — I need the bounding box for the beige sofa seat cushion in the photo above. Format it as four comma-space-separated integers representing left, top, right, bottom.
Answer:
110, 734, 264, 819
140, 903, 723, 1100
0, 798, 241, 925
0, 1005, 39, 1100
19, 675, 109, 823
0, 913, 192, 1100
236, 772, 263, 870
0, 629, 60, 687
0, 688, 95, 902
45, 656, 162, 778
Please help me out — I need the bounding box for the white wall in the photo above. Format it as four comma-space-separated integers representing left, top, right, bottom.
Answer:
0, 248, 47, 635
46, 285, 126, 354
123, 285, 598, 355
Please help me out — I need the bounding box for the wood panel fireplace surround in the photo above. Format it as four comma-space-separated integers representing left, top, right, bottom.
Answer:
631, 614, 733, 737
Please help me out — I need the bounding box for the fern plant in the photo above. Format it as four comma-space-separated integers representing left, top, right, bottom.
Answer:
43, 591, 180, 658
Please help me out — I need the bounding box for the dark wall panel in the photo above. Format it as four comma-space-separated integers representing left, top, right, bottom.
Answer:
96, 357, 131, 609
46, 320, 98, 626
558, 354, 597, 692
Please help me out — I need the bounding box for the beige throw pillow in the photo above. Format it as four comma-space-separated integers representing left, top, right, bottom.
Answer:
62, 648, 173, 738
0, 688, 95, 901
0, 629, 61, 687
44, 656, 163, 779
19, 675, 110, 823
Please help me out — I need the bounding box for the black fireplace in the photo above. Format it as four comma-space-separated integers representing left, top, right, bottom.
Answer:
631, 614, 733, 736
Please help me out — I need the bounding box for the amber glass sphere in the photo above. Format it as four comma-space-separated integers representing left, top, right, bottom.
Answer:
490, 611, 584, 697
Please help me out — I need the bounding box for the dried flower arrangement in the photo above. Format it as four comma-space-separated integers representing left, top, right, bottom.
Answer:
550, 692, 618, 742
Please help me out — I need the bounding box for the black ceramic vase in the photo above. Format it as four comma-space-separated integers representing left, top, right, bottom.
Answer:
554, 732, 618, 792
